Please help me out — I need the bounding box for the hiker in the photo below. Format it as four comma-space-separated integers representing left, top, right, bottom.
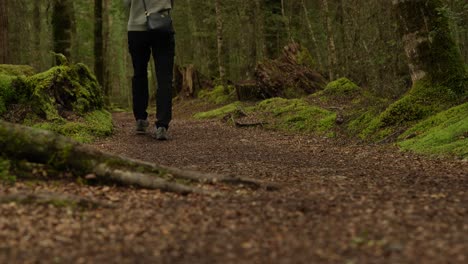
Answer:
124, 0, 175, 140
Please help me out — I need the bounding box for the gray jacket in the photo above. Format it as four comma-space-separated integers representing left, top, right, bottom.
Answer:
124, 0, 173, 31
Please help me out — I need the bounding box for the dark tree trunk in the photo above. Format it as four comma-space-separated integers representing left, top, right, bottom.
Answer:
52, 0, 73, 60
94, 0, 105, 93
0, 0, 8, 64
393, 0, 466, 93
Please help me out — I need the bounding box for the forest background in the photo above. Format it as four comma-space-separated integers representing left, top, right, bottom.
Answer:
1, 0, 466, 107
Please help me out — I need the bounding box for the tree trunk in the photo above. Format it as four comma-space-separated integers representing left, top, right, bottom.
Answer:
392, 0, 466, 93
281, 0, 292, 41
94, 0, 105, 95
336, 0, 348, 76
32, 1, 42, 70
322, 0, 337, 81
254, 0, 266, 61
301, 0, 323, 71
52, 0, 73, 60
0, 121, 273, 194
214, 0, 226, 83
0, 0, 8, 64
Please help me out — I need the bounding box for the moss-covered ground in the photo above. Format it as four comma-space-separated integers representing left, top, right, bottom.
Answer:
31, 110, 113, 143
0, 64, 35, 76
0, 157, 15, 184
398, 103, 468, 158
197, 85, 236, 105
195, 97, 336, 137
193, 76, 467, 159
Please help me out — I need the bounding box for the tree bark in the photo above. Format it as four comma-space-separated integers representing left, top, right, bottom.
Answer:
52, 0, 74, 61
281, 0, 292, 41
0, 0, 8, 64
94, 0, 105, 93
174, 64, 213, 98
322, 0, 337, 81
214, 0, 226, 83
0, 121, 272, 193
254, 0, 266, 61
392, 0, 466, 93
301, 0, 323, 70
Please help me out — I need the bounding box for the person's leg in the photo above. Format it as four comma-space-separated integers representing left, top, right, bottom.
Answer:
151, 32, 175, 129
128, 31, 151, 121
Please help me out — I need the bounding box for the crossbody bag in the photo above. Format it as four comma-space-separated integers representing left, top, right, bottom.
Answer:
142, 0, 173, 33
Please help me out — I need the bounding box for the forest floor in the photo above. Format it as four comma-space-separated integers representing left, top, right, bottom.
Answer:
1, 103, 467, 264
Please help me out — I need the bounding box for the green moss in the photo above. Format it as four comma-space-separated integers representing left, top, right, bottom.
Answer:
194, 102, 242, 119
198, 85, 236, 104
398, 103, 468, 158
282, 86, 307, 99
347, 111, 378, 136
255, 98, 336, 135
296, 47, 315, 68
362, 78, 461, 140
194, 98, 337, 136
0, 158, 15, 184
0, 74, 16, 115
322, 78, 360, 96
33, 110, 113, 143
0, 64, 35, 76
7, 64, 104, 121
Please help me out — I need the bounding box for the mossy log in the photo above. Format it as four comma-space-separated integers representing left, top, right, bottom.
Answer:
1, 63, 103, 122
0, 121, 274, 194
0, 64, 36, 76
254, 43, 326, 99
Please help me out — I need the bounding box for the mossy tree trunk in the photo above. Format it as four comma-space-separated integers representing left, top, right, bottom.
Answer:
0, 0, 8, 64
393, 0, 467, 94
52, 0, 74, 61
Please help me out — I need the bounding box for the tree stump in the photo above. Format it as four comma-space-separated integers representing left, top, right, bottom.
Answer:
173, 64, 212, 98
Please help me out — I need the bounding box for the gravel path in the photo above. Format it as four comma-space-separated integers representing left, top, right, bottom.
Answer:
1, 111, 467, 263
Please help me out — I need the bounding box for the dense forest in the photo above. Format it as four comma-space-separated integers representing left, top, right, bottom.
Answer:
1, 1, 468, 263
1, 0, 467, 103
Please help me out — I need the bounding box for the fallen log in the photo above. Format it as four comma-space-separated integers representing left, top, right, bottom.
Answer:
0, 120, 276, 194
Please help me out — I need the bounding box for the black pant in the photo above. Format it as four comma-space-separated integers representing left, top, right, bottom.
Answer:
128, 31, 175, 129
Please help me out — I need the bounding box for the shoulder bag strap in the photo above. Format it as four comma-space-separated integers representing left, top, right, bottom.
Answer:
142, 0, 173, 15
142, 0, 149, 16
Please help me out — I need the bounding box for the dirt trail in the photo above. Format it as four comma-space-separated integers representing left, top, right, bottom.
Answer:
1, 112, 467, 263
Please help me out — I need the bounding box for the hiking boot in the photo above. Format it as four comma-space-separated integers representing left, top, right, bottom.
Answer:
135, 119, 149, 134
155, 127, 168, 140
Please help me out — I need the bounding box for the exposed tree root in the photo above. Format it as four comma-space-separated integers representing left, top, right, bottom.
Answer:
0, 121, 277, 194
